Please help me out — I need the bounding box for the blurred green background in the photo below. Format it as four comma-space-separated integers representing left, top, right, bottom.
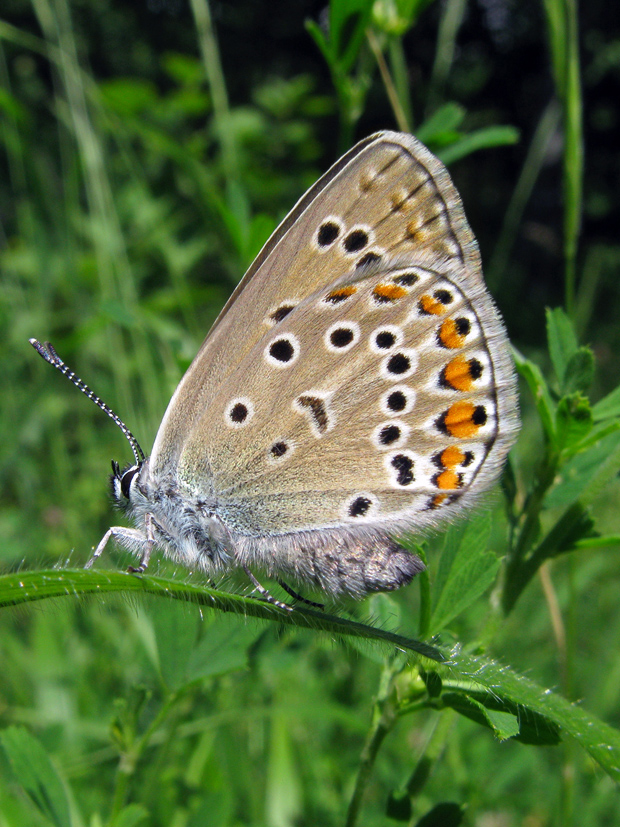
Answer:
1, 0, 620, 824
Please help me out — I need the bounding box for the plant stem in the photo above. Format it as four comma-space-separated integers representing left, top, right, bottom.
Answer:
367, 29, 410, 133
541, 0, 583, 316
488, 100, 561, 290
426, 0, 466, 115
560, 0, 583, 316
405, 708, 456, 799
190, 0, 239, 194
417, 546, 431, 639
345, 661, 400, 827
389, 37, 413, 130
109, 689, 183, 820
502, 451, 559, 613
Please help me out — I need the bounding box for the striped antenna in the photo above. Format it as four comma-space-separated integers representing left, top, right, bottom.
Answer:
29, 339, 145, 465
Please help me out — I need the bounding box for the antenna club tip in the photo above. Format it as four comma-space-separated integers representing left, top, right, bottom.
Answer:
29, 338, 57, 365
29, 338, 47, 357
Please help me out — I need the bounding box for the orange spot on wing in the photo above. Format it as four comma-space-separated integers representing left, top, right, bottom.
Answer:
439, 318, 466, 348
373, 283, 407, 303
440, 446, 465, 468
442, 356, 475, 392
434, 470, 462, 490
441, 401, 486, 438
419, 294, 446, 315
430, 493, 448, 509
326, 285, 357, 303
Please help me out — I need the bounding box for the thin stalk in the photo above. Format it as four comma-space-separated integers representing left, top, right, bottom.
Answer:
488, 100, 561, 290
559, 556, 577, 823
560, 0, 583, 316
404, 709, 456, 802
513, 452, 559, 560
367, 29, 410, 133
426, 0, 466, 115
416, 546, 431, 640
388, 36, 413, 131
538, 563, 567, 686
345, 661, 400, 827
190, 0, 238, 194
574, 245, 611, 339
541, 0, 583, 316
502, 451, 560, 613
109, 689, 184, 820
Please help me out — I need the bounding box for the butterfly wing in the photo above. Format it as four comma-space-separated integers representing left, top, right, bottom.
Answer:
150, 131, 484, 477
176, 253, 518, 539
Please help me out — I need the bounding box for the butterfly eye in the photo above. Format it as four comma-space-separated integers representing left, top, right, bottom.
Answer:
120, 466, 140, 500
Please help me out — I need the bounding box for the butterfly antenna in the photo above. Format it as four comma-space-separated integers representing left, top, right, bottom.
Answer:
29, 339, 145, 465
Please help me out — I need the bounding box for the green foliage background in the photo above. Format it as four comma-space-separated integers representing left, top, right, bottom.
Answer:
1, 0, 620, 825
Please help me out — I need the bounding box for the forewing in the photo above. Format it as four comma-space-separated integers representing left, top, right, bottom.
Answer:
177, 255, 518, 537
150, 131, 482, 475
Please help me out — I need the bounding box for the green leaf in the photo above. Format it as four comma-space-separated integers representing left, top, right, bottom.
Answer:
441, 652, 620, 780
555, 393, 593, 453
152, 601, 200, 690
546, 306, 579, 387
110, 804, 150, 827
436, 126, 519, 165
440, 689, 559, 744
328, 0, 374, 72
441, 692, 520, 741
351, 593, 405, 663
0, 87, 28, 122
545, 428, 620, 508
186, 617, 262, 683
430, 513, 499, 634
109, 686, 151, 754
366, 592, 402, 632
482, 707, 521, 740
99, 78, 157, 115
529, 503, 596, 565
422, 670, 443, 698
0, 726, 71, 827
0, 569, 445, 662
574, 534, 620, 551
416, 102, 465, 144
162, 52, 204, 85
514, 349, 556, 441
562, 347, 595, 394
266, 715, 302, 827
576, 427, 620, 508
305, 20, 332, 68
592, 383, 620, 421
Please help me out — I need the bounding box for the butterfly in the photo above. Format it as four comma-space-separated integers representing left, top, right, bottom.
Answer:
31, 131, 519, 606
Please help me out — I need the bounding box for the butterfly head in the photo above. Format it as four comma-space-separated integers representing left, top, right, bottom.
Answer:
110, 459, 144, 510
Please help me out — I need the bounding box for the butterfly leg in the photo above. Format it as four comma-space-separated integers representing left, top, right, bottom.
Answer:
242, 565, 293, 612
85, 515, 154, 572
127, 514, 155, 573
85, 526, 147, 569
277, 579, 324, 610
